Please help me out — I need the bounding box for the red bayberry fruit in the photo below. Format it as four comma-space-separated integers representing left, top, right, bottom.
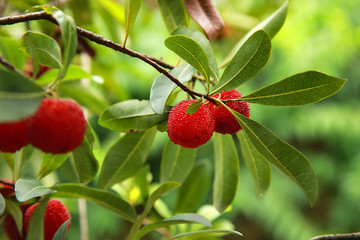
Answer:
24, 200, 71, 240
25, 98, 86, 154
4, 203, 32, 240
0, 120, 29, 153
0, 179, 14, 197
209, 89, 250, 135
167, 100, 215, 148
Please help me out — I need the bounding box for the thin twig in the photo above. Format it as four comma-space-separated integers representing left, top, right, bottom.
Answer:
0, 179, 14, 187
309, 232, 360, 240
0, 55, 26, 76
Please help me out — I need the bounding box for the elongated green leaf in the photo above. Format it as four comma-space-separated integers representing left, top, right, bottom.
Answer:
0, 152, 15, 171
222, 0, 288, 67
99, 100, 168, 132
240, 71, 347, 106
15, 179, 56, 202
237, 131, 271, 198
0, 69, 44, 122
98, 128, 157, 189
173, 28, 219, 80
136, 213, 211, 240
213, 133, 239, 213
165, 35, 211, 82
36, 65, 92, 86
19, 31, 62, 70
160, 139, 197, 183
226, 106, 318, 206
0, 36, 26, 70
52, 184, 137, 223
38, 153, 70, 180
124, 0, 142, 45
4, 199, 22, 236
212, 30, 271, 93
0, 194, 5, 216
25, 197, 49, 240
150, 64, 194, 114
72, 124, 99, 183
52, 219, 70, 240
169, 229, 243, 239
186, 98, 203, 114
174, 160, 212, 214
157, 0, 189, 33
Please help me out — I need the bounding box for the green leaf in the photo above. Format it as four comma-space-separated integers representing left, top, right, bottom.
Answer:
72, 124, 99, 183
185, 98, 203, 114
174, 160, 212, 214
123, 0, 142, 45
160, 139, 197, 183
36, 65, 92, 85
165, 35, 211, 82
169, 229, 243, 239
157, 0, 189, 33
213, 133, 239, 213
4, 199, 22, 237
136, 213, 211, 240
52, 184, 137, 223
15, 179, 56, 202
0, 194, 5, 216
52, 219, 70, 240
0, 152, 15, 172
212, 30, 271, 93
99, 100, 169, 132
52, 9, 78, 80
173, 27, 219, 80
0, 36, 26, 70
38, 153, 70, 180
222, 0, 288, 67
237, 131, 271, 198
226, 106, 318, 206
19, 31, 62, 70
98, 128, 157, 189
25, 197, 49, 240
150, 64, 195, 115
135, 165, 150, 199
0, 69, 44, 122
240, 71, 347, 106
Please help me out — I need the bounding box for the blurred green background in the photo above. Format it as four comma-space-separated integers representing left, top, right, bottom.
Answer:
0, 0, 359, 239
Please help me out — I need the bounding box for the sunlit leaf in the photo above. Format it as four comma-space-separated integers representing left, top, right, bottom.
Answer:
0, 194, 5, 217
0, 152, 15, 172
169, 229, 242, 239
213, 133, 239, 213
123, 0, 142, 46
0, 36, 26, 70
52, 184, 137, 223
240, 71, 347, 106
38, 153, 70, 180
15, 179, 56, 202
98, 128, 157, 189
185, 98, 203, 114
36, 65, 92, 85
212, 30, 271, 93
157, 0, 189, 33
52, 219, 70, 240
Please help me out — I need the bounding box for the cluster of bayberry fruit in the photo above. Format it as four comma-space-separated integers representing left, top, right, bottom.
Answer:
0, 98, 86, 154
0, 180, 71, 240
167, 89, 250, 148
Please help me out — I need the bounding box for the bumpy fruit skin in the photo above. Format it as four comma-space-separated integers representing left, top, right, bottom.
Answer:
167, 100, 215, 148
25, 98, 86, 154
0, 120, 29, 153
209, 89, 250, 135
4, 203, 32, 240
24, 200, 71, 240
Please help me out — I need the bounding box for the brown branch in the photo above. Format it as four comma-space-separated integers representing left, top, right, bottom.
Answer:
309, 232, 360, 240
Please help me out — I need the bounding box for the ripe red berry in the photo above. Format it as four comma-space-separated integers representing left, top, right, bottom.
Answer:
0, 120, 29, 153
4, 203, 32, 240
167, 100, 215, 148
209, 89, 250, 135
25, 98, 86, 154
24, 200, 71, 240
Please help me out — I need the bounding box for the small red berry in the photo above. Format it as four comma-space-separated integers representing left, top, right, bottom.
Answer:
25, 98, 86, 154
24, 200, 71, 240
0, 120, 29, 153
209, 89, 250, 135
167, 100, 215, 148
4, 203, 32, 240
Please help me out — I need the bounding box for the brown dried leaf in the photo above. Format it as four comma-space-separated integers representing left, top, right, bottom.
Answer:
184, 0, 224, 40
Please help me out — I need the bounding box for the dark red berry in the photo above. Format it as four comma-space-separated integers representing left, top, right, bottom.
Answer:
0, 120, 29, 153
4, 203, 32, 240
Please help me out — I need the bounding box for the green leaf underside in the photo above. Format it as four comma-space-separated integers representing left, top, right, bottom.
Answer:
222, 0, 288, 67
98, 128, 157, 189
52, 219, 70, 240
124, 0, 142, 44
185, 98, 203, 114
99, 100, 169, 132
15, 179, 56, 202
5, 199, 23, 238
169, 229, 243, 239
19, 31, 62, 69
213, 133, 239, 213
150, 64, 195, 115
173, 27, 219, 80
212, 30, 271, 93
38, 153, 70, 180
0, 194, 5, 216
135, 213, 211, 240
240, 71, 347, 106
227, 107, 318, 206
165, 35, 211, 81
157, 0, 189, 33
160, 139, 197, 183
237, 131, 271, 198
0, 69, 44, 122
25, 197, 49, 240
52, 184, 137, 223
